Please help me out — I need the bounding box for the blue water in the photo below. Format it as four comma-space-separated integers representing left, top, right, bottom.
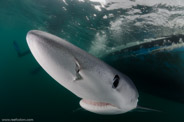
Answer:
1, 0, 184, 121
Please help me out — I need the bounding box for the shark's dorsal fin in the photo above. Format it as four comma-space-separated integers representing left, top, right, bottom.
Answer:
74, 58, 82, 81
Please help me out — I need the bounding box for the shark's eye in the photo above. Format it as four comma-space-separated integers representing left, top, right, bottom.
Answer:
112, 75, 119, 88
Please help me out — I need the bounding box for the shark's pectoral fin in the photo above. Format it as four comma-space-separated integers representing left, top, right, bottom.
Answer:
73, 58, 82, 81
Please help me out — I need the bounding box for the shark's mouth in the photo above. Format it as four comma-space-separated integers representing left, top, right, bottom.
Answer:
79, 99, 123, 115
81, 99, 114, 107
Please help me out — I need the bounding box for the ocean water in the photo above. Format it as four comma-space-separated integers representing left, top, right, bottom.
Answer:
1, 0, 184, 121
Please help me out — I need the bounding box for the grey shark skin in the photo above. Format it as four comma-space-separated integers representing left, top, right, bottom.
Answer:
26, 30, 139, 115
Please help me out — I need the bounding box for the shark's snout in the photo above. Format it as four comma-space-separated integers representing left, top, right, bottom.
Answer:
27, 30, 40, 44
27, 30, 51, 48
26, 30, 46, 54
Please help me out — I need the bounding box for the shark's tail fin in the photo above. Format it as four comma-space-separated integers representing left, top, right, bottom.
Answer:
134, 106, 162, 113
